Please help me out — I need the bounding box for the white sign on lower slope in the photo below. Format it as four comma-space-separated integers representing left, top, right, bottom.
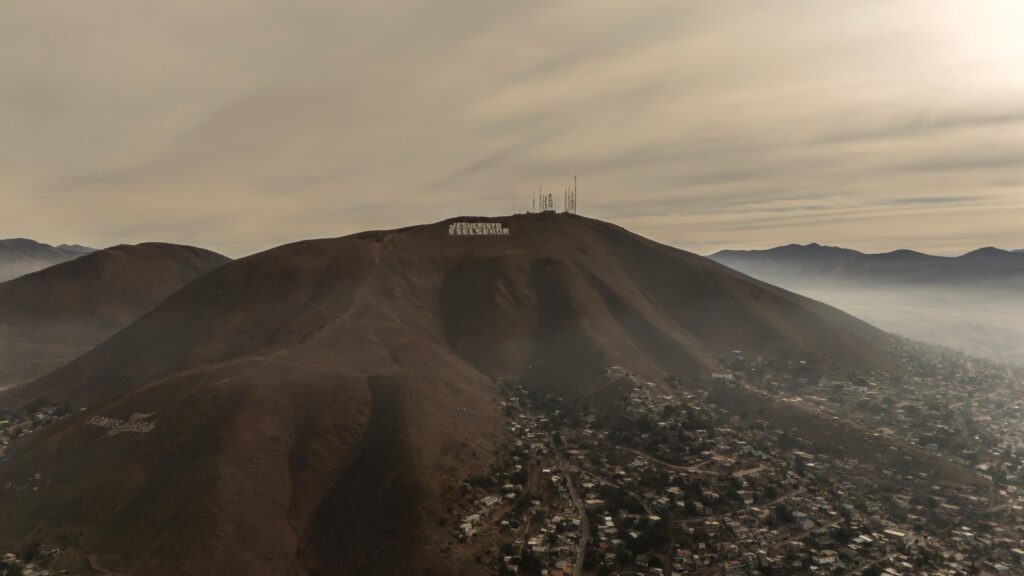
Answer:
87, 413, 156, 437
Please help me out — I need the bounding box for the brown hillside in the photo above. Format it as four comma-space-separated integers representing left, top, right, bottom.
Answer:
0, 214, 896, 575
0, 243, 230, 389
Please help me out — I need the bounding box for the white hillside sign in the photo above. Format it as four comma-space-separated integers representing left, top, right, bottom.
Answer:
88, 413, 157, 437
449, 222, 510, 236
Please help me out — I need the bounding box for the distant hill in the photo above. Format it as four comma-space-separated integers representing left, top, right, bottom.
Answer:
0, 243, 230, 389
0, 238, 94, 282
710, 243, 1024, 364
710, 243, 1024, 289
0, 214, 898, 576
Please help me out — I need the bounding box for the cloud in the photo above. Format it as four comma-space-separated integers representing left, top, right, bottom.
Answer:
0, 0, 1022, 256
819, 110, 1024, 143
893, 153, 1024, 173
885, 196, 991, 205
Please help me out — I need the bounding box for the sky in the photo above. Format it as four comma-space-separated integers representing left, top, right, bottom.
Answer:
2, 0, 1023, 258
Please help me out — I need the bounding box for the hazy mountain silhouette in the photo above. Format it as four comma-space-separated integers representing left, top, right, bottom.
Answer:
711, 243, 1024, 364
0, 238, 95, 282
711, 243, 1024, 288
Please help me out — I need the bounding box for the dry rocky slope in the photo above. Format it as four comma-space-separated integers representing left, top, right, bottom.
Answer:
0, 243, 230, 389
0, 214, 898, 575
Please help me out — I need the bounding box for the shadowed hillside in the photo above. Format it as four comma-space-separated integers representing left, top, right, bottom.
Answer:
0, 243, 230, 389
0, 214, 898, 575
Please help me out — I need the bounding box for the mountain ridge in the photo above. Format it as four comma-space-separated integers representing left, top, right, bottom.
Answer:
0, 238, 96, 282
709, 241, 1024, 364
711, 242, 1024, 288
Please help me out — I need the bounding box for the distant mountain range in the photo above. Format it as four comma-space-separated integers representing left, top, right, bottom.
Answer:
710, 243, 1024, 365
710, 243, 1024, 289
0, 238, 95, 282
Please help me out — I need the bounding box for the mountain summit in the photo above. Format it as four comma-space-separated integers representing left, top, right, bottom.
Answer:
0, 214, 896, 575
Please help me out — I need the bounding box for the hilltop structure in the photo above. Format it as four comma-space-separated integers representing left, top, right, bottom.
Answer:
524, 176, 579, 215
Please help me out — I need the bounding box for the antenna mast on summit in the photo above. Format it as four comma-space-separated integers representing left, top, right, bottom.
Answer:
565, 176, 576, 214
573, 175, 578, 214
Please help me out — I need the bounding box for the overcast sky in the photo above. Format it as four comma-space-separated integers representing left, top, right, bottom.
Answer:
2, 0, 1023, 257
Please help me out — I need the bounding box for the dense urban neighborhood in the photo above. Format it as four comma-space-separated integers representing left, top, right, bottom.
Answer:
449, 341, 1024, 576
3, 341, 1024, 575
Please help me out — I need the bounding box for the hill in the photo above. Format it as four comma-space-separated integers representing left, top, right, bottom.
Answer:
0, 214, 899, 575
710, 243, 1024, 364
710, 243, 1024, 289
0, 239, 94, 282
0, 243, 230, 389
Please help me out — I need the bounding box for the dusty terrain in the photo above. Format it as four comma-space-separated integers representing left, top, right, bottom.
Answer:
0, 214, 899, 575
0, 243, 230, 389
